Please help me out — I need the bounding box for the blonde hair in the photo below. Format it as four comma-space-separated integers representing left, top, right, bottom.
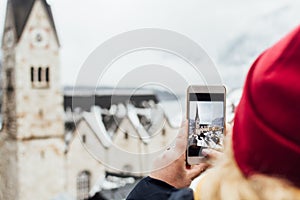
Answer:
196, 135, 300, 200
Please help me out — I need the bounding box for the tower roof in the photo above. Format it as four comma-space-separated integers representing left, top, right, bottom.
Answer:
195, 104, 200, 121
9, 0, 60, 45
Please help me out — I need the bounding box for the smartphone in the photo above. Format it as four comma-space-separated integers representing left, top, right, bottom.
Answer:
186, 85, 226, 165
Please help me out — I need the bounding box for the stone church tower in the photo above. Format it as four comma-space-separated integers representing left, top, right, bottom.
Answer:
195, 105, 201, 135
0, 0, 65, 199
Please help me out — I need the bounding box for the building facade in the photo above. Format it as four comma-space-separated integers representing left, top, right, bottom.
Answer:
0, 1, 180, 200
0, 0, 66, 199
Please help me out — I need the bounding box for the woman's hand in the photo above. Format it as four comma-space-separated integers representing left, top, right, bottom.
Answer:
150, 121, 209, 188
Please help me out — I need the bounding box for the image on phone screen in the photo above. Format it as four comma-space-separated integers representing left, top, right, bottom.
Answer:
188, 93, 225, 157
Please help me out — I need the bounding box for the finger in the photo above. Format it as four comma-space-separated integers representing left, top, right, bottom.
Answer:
201, 148, 222, 160
153, 121, 188, 169
187, 163, 209, 180
225, 123, 232, 136
174, 121, 188, 151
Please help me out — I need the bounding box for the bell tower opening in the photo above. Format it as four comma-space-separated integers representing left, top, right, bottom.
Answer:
31, 66, 50, 88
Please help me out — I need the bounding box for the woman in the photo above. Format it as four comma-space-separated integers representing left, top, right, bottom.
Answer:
127, 25, 300, 200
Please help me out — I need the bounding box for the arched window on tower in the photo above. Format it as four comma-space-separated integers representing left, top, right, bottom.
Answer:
76, 170, 91, 200
38, 67, 42, 82
30, 67, 34, 82
46, 67, 49, 83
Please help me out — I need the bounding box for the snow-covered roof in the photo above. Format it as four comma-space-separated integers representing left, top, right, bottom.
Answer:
89, 173, 142, 200
64, 87, 156, 97
64, 98, 181, 150
158, 101, 183, 128
126, 104, 150, 144
82, 108, 112, 148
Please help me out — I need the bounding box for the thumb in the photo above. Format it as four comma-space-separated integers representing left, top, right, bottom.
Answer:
201, 148, 222, 160
187, 163, 209, 180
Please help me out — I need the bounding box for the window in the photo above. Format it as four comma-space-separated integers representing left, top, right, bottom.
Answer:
82, 134, 86, 143
46, 67, 49, 82
30, 66, 50, 88
31, 67, 34, 82
124, 132, 129, 139
162, 129, 166, 136
40, 150, 45, 159
36, 33, 42, 42
38, 109, 43, 118
6, 69, 13, 92
122, 164, 133, 172
38, 67, 42, 82
77, 171, 91, 200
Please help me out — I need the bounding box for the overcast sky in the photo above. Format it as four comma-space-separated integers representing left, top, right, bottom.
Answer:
190, 101, 223, 124
0, 0, 299, 89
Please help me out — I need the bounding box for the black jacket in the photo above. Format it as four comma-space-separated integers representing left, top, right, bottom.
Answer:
126, 176, 194, 200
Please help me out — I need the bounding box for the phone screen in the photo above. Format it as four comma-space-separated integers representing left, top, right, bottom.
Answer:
187, 92, 225, 158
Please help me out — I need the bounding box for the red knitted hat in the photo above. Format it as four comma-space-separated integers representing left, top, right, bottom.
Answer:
233, 25, 300, 187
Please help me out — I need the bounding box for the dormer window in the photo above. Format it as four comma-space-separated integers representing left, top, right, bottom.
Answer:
30, 66, 50, 88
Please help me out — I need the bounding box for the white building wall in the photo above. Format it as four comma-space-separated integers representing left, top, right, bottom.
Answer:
110, 117, 178, 176
18, 139, 66, 200
66, 121, 105, 199
0, 139, 18, 200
